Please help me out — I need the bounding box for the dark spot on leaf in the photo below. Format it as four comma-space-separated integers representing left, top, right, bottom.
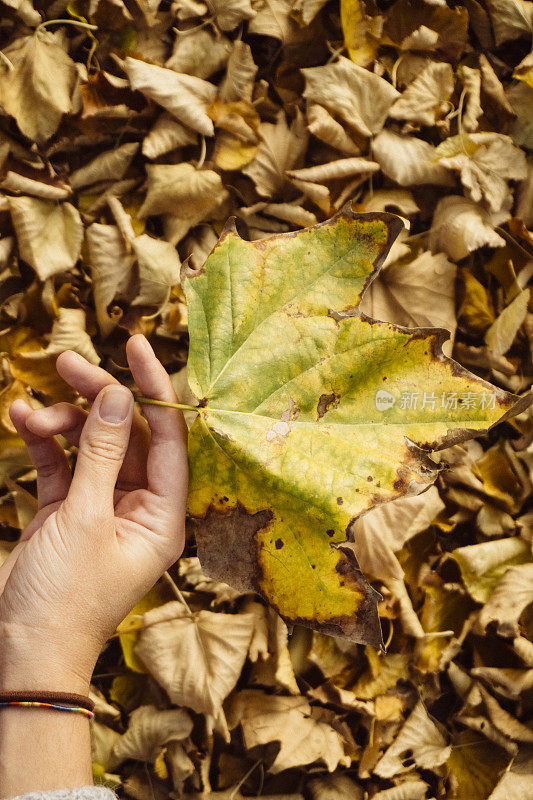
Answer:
188, 502, 274, 594
212, 427, 236, 441
223, 496, 228, 501
367, 476, 373, 482
326, 529, 335, 537
337, 496, 343, 505
275, 538, 284, 549
198, 397, 208, 408
317, 392, 339, 419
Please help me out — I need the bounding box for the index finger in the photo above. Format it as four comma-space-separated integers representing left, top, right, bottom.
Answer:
126, 334, 189, 503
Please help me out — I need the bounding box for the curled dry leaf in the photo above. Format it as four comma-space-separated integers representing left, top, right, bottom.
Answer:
248, 0, 299, 41
453, 536, 531, 604
477, 563, 533, 637
340, 0, 382, 67
130, 234, 181, 308
302, 57, 400, 138
351, 647, 410, 699
0, 172, 71, 201
123, 57, 217, 136
460, 65, 483, 132
389, 61, 454, 127
360, 250, 458, 355
242, 111, 308, 198
134, 601, 254, 718
307, 104, 360, 155
90, 720, 121, 773
9, 197, 83, 281
374, 700, 451, 777
143, 113, 197, 159
372, 130, 454, 187
207, 0, 256, 31
227, 690, 352, 773
485, 289, 530, 357
219, 41, 257, 105
139, 163, 225, 220
1, 0, 41, 25
108, 704, 193, 770
166, 28, 232, 79
86, 222, 136, 337
485, 0, 533, 45
285, 158, 380, 183
349, 486, 444, 582
436, 133, 527, 213
383, 0, 469, 61
447, 730, 511, 800
0, 30, 79, 143
429, 195, 507, 261
32, 307, 100, 365
70, 142, 139, 189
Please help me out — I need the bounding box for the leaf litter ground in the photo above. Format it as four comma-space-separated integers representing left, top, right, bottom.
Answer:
0, 1, 532, 798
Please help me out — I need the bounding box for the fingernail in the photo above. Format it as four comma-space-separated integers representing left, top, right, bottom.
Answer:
99, 386, 133, 423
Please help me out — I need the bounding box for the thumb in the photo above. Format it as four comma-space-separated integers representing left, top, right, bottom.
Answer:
66, 384, 134, 515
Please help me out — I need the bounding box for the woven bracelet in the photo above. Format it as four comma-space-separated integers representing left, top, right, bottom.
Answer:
0, 691, 95, 719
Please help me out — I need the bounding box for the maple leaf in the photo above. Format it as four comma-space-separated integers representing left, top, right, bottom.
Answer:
179, 206, 526, 646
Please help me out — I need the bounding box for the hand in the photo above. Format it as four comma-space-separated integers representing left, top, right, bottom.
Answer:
0, 334, 188, 692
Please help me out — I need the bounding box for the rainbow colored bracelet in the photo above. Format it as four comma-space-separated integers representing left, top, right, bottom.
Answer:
0, 700, 94, 719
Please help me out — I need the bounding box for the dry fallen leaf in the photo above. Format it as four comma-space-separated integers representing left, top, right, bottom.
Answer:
134, 601, 254, 718
374, 700, 451, 777
228, 690, 353, 773
302, 57, 400, 138
108, 704, 193, 770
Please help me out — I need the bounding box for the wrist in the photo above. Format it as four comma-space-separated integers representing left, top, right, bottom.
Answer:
0, 620, 97, 695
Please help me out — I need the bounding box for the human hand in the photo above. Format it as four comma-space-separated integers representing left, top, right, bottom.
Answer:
0, 334, 188, 693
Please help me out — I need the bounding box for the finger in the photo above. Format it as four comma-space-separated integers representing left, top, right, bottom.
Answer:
9, 399, 72, 511
65, 384, 134, 518
126, 334, 189, 507
55, 352, 151, 489
27, 401, 150, 493
55, 350, 122, 400
25, 402, 88, 442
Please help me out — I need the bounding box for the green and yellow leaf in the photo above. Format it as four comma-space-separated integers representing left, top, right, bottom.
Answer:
183, 207, 526, 646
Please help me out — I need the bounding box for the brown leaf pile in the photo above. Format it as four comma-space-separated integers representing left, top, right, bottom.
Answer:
0, 0, 533, 798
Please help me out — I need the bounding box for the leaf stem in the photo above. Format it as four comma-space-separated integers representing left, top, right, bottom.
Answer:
37, 18, 98, 32
162, 570, 193, 615
134, 395, 199, 413
0, 51, 14, 70
230, 761, 262, 799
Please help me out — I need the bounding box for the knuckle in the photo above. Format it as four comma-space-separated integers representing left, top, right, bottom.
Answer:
81, 433, 125, 463
36, 459, 59, 480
